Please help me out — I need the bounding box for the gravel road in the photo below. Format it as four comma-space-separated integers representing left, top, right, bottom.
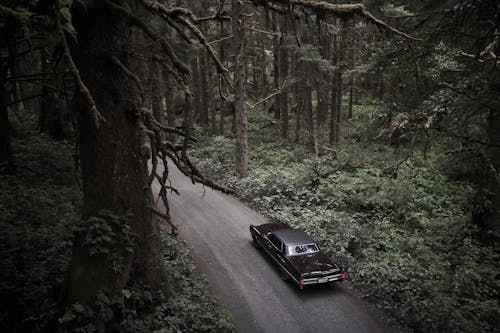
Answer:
152, 161, 394, 333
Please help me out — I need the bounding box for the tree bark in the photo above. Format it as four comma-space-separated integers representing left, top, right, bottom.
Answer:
304, 72, 315, 151
329, 19, 343, 145
207, 59, 217, 136
316, 24, 330, 155
279, 16, 289, 139
64, 4, 167, 307
347, 17, 355, 119
163, 67, 175, 142
39, 53, 71, 139
474, 109, 500, 242
218, 20, 226, 136
272, 11, 280, 121
199, 48, 209, 128
0, 73, 12, 172
183, 89, 194, 139
151, 60, 162, 124
232, 0, 248, 178
190, 56, 201, 124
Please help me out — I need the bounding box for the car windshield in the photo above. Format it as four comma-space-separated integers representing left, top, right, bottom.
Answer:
287, 243, 319, 256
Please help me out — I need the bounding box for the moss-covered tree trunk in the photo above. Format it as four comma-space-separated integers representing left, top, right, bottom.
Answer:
63, 3, 167, 307
0, 73, 12, 172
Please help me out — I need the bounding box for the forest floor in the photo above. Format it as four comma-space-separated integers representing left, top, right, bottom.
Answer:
189, 104, 499, 333
0, 117, 234, 332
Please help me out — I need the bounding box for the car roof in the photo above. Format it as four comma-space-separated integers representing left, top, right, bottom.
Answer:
272, 229, 315, 245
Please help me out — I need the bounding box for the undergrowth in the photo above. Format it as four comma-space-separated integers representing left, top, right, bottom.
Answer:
0, 121, 234, 332
189, 131, 500, 333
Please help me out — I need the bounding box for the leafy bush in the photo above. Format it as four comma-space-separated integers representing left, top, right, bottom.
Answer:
190, 135, 500, 332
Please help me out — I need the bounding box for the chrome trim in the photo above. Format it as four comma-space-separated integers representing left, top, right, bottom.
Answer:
302, 274, 343, 285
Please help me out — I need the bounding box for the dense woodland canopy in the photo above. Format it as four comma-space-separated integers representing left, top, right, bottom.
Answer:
0, 0, 499, 332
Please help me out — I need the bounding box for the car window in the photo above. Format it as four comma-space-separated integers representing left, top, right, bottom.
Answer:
268, 234, 282, 251
287, 243, 319, 256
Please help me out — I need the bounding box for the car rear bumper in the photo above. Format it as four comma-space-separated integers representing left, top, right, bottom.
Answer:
302, 273, 344, 286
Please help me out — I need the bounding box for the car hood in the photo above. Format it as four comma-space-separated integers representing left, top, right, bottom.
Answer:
287, 252, 340, 276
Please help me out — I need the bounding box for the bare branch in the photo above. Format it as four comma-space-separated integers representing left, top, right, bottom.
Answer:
110, 56, 144, 104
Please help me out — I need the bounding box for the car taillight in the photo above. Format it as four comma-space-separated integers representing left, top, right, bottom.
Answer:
341, 273, 347, 280
300, 279, 305, 286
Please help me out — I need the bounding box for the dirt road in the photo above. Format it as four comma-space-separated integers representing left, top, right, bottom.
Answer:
153, 161, 393, 333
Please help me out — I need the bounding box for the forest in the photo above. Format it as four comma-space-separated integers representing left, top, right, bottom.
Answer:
0, 0, 499, 332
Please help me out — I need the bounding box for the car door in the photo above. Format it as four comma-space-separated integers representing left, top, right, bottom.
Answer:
267, 234, 291, 272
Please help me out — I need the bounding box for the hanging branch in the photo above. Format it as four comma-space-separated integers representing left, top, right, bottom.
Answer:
140, 0, 229, 75
56, 1, 104, 128
111, 56, 144, 103
259, 0, 420, 41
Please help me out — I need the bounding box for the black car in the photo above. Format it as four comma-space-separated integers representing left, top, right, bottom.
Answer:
250, 223, 346, 289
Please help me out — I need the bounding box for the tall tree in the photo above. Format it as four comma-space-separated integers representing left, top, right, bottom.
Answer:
232, 0, 248, 178
329, 18, 343, 145
0, 65, 12, 172
63, 1, 167, 306
199, 48, 209, 127
279, 15, 289, 139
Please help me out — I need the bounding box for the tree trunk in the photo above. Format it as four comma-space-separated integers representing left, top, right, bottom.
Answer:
0, 74, 12, 172
64, 4, 167, 307
218, 20, 226, 136
208, 55, 217, 135
279, 16, 288, 139
329, 19, 343, 145
292, 54, 301, 144
316, 26, 329, 155
272, 11, 280, 121
348, 74, 354, 119
232, 0, 248, 178
199, 48, 209, 128
190, 56, 201, 124
163, 67, 175, 142
183, 89, 194, 139
39, 54, 71, 139
151, 60, 162, 124
304, 74, 315, 151
474, 109, 500, 242
347, 17, 355, 119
